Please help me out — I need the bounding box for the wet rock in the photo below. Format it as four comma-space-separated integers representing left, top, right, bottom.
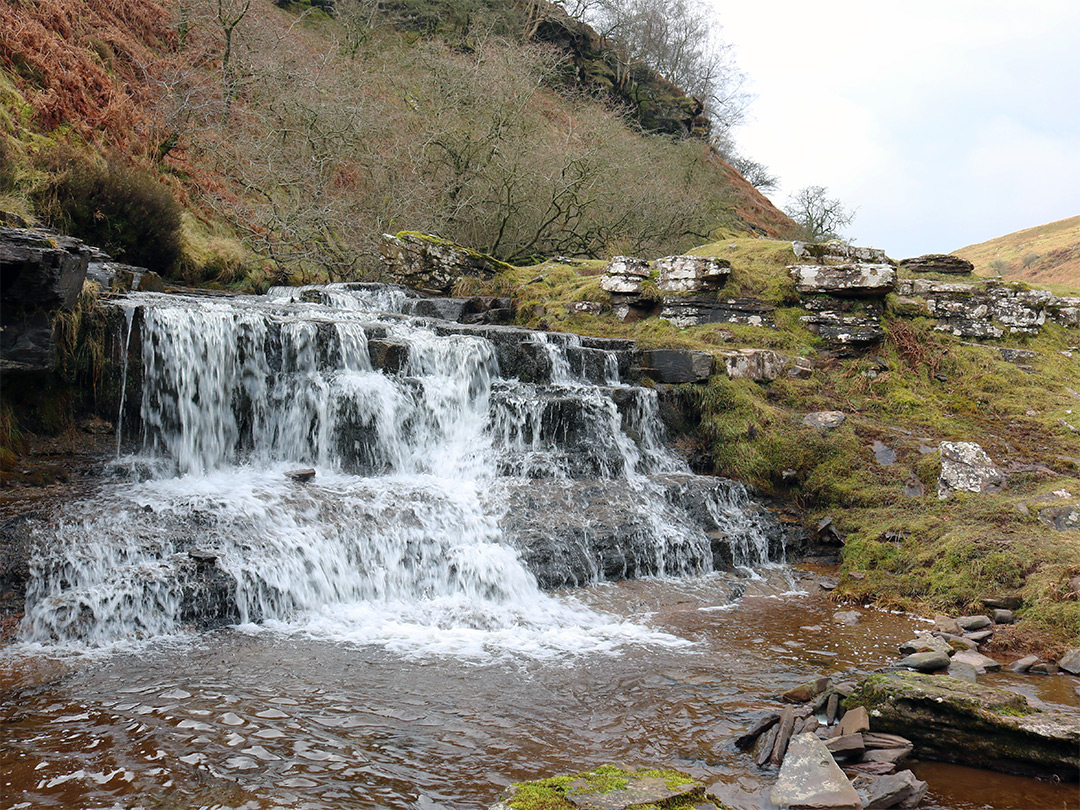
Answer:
825, 734, 865, 760
639, 349, 713, 383
1058, 648, 1080, 676
845, 671, 1080, 780
844, 761, 896, 777
1029, 663, 1059, 675
770, 706, 799, 767
805, 411, 846, 430
492, 766, 715, 810
937, 442, 1005, 499
826, 693, 841, 725
963, 629, 994, 643
936, 632, 977, 652
755, 723, 781, 767
955, 615, 992, 631
949, 650, 1000, 674
784, 678, 832, 704
790, 263, 897, 297
0, 514, 37, 616
285, 468, 316, 483
1008, 655, 1040, 674
855, 770, 928, 810
981, 595, 1023, 611
770, 733, 863, 810
992, 608, 1014, 624
895, 651, 951, 673
720, 348, 787, 381
898, 634, 951, 657
735, 713, 780, 749
833, 610, 862, 626
380, 232, 509, 295
838, 706, 870, 737
898, 254, 974, 275
655, 255, 730, 293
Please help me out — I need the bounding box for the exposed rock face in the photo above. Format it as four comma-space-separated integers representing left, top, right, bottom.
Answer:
720, 349, 787, 381
655, 255, 731, 293
845, 671, 1080, 780
793, 240, 891, 265
599, 256, 651, 294
937, 442, 1005, 499
639, 349, 713, 383
800, 310, 886, 352
770, 733, 863, 810
898, 254, 974, 275
1058, 649, 1080, 676
379, 232, 510, 295
659, 296, 774, 328
895, 278, 1074, 338
1, 226, 90, 371
789, 263, 896, 297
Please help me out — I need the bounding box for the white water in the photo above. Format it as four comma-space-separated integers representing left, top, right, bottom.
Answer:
19, 284, 783, 656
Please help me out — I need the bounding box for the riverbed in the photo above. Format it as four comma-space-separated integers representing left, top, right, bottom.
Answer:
3, 567, 1077, 810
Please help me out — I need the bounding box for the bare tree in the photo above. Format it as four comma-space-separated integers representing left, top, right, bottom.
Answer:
784, 185, 855, 241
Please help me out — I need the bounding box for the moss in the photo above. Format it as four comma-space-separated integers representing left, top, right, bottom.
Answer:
504, 766, 716, 810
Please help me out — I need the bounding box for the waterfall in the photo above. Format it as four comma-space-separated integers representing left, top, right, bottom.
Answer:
19, 284, 785, 653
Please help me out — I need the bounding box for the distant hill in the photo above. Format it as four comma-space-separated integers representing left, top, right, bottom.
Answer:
955, 216, 1080, 288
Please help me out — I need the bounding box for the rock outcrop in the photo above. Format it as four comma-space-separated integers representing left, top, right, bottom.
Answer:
898, 254, 974, 275
845, 671, 1080, 780
380, 232, 511, 295
659, 296, 774, 328
655, 255, 730, 293
490, 766, 722, 810
789, 264, 897, 297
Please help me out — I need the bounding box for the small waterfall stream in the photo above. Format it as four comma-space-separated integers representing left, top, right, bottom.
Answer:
18, 283, 785, 652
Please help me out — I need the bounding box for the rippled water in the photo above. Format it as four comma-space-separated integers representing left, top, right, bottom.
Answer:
4, 570, 1077, 810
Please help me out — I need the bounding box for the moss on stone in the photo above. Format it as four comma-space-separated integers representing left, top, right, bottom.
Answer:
503, 766, 719, 810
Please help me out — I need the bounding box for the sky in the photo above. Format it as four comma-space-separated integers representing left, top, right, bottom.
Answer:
706, 1, 1080, 258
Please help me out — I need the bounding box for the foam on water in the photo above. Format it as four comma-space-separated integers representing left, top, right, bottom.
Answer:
17, 284, 783, 656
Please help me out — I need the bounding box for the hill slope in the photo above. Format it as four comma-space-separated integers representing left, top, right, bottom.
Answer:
955, 216, 1080, 288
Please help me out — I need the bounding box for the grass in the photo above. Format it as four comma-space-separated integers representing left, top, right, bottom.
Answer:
954, 215, 1080, 287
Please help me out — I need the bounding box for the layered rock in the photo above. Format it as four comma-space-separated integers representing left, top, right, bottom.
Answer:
379, 232, 511, 295
720, 348, 787, 381
1, 226, 90, 372
789, 263, 897, 297
793, 240, 891, 265
655, 255, 731, 293
845, 671, 1080, 781
898, 254, 974, 275
659, 296, 774, 328
639, 348, 713, 383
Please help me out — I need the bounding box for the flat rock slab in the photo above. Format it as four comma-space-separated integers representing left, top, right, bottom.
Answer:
938, 442, 1004, 499
1059, 648, 1080, 675
566, 776, 702, 809
771, 733, 863, 810
895, 651, 950, 673
950, 650, 1001, 674
845, 671, 1080, 780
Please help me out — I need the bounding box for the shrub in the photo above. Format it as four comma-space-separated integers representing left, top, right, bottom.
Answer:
32, 146, 182, 273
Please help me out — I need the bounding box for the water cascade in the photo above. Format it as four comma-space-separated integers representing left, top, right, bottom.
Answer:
19, 284, 786, 653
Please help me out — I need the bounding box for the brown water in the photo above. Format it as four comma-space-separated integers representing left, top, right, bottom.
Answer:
2, 568, 1077, 810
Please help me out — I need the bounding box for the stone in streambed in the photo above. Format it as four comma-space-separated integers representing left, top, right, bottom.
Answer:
898, 634, 951, 656
964, 629, 994, 643
770, 733, 863, 810
1008, 655, 1040, 674
784, 678, 832, 704
771, 706, 798, 767
844, 671, 1080, 780
945, 660, 978, 683
1029, 663, 1059, 675
735, 712, 780, 749
825, 734, 865, 760
1058, 648, 1080, 676
895, 651, 951, 673
955, 615, 992, 631
854, 770, 928, 810
838, 706, 870, 737
933, 615, 962, 635
950, 650, 1000, 674
992, 609, 1015, 624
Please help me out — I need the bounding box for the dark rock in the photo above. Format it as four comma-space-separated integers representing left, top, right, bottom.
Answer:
770, 733, 863, 810
895, 651, 951, 673
770, 706, 798, 767
639, 349, 713, 383
945, 661, 978, 683
1029, 663, 1060, 675
1038, 506, 1080, 531
838, 706, 869, 737
826, 693, 841, 725
856, 770, 928, 810
0, 226, 89, 310
735, 712, 781, 749
845, 671, 1080, 780
792, 240, 890, 265
285, 468, 316, 483
0, 514, 38, 615
659, 296, 773, 328
861, 746, 912, 766
188, 549, 219, 565
755, 723, 781, 767
992, 608, 1014, 624
799, 310, 886, 352
899, 254, 974, 275
784, 678, 831, 704
825, 733, 865, 760
981, 595, 1023, 610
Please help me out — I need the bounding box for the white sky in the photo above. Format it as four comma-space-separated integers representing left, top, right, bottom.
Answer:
707, 1, 1080, 257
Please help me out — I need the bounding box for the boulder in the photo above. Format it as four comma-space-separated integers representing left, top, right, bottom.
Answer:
992, 608, 1014, 624
945, 650, 999, 674
1058, 648, 1080, 676
945, 661, 978, 683
838, 706, 870, 737
654, 255, 730, 293
721, 349, 787, 381
491, 766, 718, 810
854, 770, 928, 810
895, 651, 950, 673
937, 442, 1005, 499
1008, 655, 1040, 674
380, 232, 510, 295
790, 263, 896, 297
599, 256, 651, 295
804, 411, 847, 430
639, 349, 713, 383
955, 615, 992, 631
898, 634, 952, 657
793, 240, 890, 265
825, 734, 866, 760
898, 254, 974, 275
845, 671, 1080, 780
770, 733, 863, 810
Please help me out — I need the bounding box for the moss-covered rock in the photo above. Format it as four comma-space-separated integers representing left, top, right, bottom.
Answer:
845, 671, 1080, 780
491, 765, 728, 810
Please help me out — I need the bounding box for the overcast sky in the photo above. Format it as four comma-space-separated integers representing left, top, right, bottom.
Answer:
707, 1, 1080, 258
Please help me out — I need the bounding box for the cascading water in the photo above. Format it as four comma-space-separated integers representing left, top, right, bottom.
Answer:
18, 283, 785, 653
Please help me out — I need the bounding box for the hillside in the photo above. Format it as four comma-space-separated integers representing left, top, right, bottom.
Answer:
0, 0, 795, 288
955, 215, 1080, 288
